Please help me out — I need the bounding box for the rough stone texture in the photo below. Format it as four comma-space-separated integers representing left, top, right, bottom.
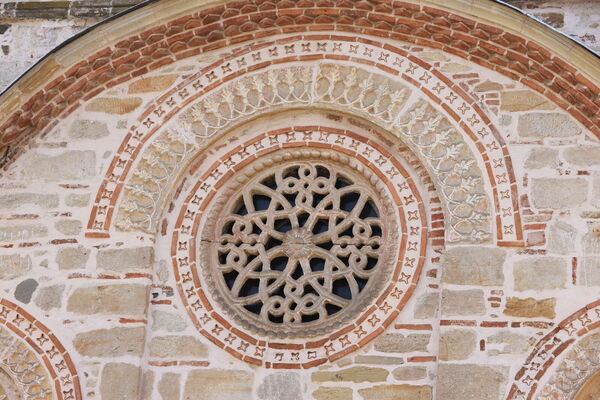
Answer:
373, 333, 430, 353
504, 297, 556, 319
67, 284, 148, 315
85, 97, 142, 114
96, 247, 153, 271
487, 332, 530, 356
128, 74, 179, 93
500, 90, 554, 112
531, 178, 588, 209
413, 292, 439, 319
578, 257, 600, 286
152, 310, 187, 332
74, 327, 145, 357
22, 151, 95, 181
439, 329, 477, 361
442, 247, 505, 286
14, 278, 38, 303
0, 223, 47, 241
142, 370, 154, 400
55, 219, 82, 235
65, 193, 90, 207
441, 289, 486, 316
437, 364, 508, 400
257, 372, 303, 400
69, 119, 110, 139
34, 284, 64, 311
0, 254, 31, 279
525, 148, 559, 170
100, 363, 140, 400
312, 367, 389, 383
518, 113, 581, 138
56, 246, 89, 270
0, 193, 58, 209
548, 221, 578, 254
392, 366, 427, 381
158, 373, 180, 400
150, 336, 207, 358
513, 257, 568, 291
354, 355, 405, 365
358, 385, 432, 400
312, 387, 353, 400
563, 146, 600, 167
594, 177, 600, 209
184, 370, 253, 400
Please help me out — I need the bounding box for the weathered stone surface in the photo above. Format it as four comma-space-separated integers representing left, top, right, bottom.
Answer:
373, 333, 430, 353
524, 148, 559, 170
14, 278, 38, 303
355, 355, 405, 365
548, 221, 578, 254
55, 219, 82, 235
312, 387, 353, 400
440, 329, 476, 361
97, 247, 153, 271
86, 97, 142, 114
158, 373, 180, 400
150, 336, 207, 358
583, 222, 600, 254
514, 257, 568, 291
441, 289, 486, 316
504, 297, 556, 318
358, 385, 432, 400
594, 177, 600, 209
474, 80, 503, 92
152, 310, 187, 332
34, 284, 64, 311
67, 284, 148, 315
437, 364, 508, 400
69, 119, 110, 139
0, 224, 47, 241
531, 178, 587, 209
578, 257, 600, 286
74, 327, 145, 357
128, 74, 178, 93
56, 246, 89, 270
312, 367, 388, 383
563, 146, 600, 166
100, 363, 140, 400
442, 247, 505, 286
414, 292, 439, 319
141, 371, 154, 400
257, 372, 303, 400
500, 90, 554, 112
184, 370, 252, 400
65, 193, 90, 207
0, 193, 58, 209
392, 366, 427, 381
518, 113, 581, 138
22, 151, 95, 181
487, 332, 530, 356
0, 254, 31, 279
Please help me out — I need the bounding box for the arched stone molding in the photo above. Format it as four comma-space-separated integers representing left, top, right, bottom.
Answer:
83, 34, 524, 246
0, 299, 82, 400
0, 0, 598, 172
507, 300, 600, 400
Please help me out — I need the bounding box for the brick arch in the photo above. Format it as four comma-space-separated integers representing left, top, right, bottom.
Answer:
507, 299, 600, 400
83, 35, 524, 246
0, 0, 598, 173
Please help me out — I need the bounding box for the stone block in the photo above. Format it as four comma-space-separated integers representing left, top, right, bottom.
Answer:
500, 90, 553, 112
504, 297, 555, 319
440, 329, 476, 361
312, 387, 353, 400
441, 289, 486, 316
531, 178, 587, 209
312, 367, 388, 383
184, 370, 252, 400
97, 247, 154, 271
65, 193, 91, 207
593, 177, 600, 209
128, 74, 178, 93
563, 146, 600, 166
100, 363, 140, 400
0, 224, 47, 241
74, 326, 145, 357
524, 148, 559, 170
413, 292, 439, 319
548, 221, 578, 254
152, 310, 187, 332
0, 193, 58, 209
0, 254, 31, 279
358, 385, 432, 400
373, 333, 430, 353
513, 257, 567, 291
34, 285, 64, 311
158, 373, 180, 400
67, 284, 148, 315
487, 332, 530, 355
518, 113, 581, 138
56, 246, 89, 270
86, 97, 142, 114
437, 364, 507, 400
578, 257, 600, 286
15, 278, 38, 303
150, 336, 207, 358
55, 219, 82, 236
22, 151, 95, 181
69, 120, 109, 139
392, 366, 427, 381
257, 372, 302, 400
442, 247, 505, 286
583, 222, 600, 254
354, 355, 405, 365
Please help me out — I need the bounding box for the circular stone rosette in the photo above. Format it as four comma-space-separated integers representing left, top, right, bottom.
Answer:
172, 126, 427, 368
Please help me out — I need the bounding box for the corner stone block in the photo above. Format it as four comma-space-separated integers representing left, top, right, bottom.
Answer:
184, 370, 253, 400
437, 364, 508, 400
100, 363, 140, 400
67, 284, 149, 315
442, 247, 505, 286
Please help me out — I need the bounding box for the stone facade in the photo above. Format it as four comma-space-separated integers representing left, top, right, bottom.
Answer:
0, 0, 598, 399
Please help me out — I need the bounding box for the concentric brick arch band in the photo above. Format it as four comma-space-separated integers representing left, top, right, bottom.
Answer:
84, 34, 525, 246
0, 299, 82, 400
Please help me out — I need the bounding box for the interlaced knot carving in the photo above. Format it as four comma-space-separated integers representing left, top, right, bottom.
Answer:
210, 161, 387, 330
